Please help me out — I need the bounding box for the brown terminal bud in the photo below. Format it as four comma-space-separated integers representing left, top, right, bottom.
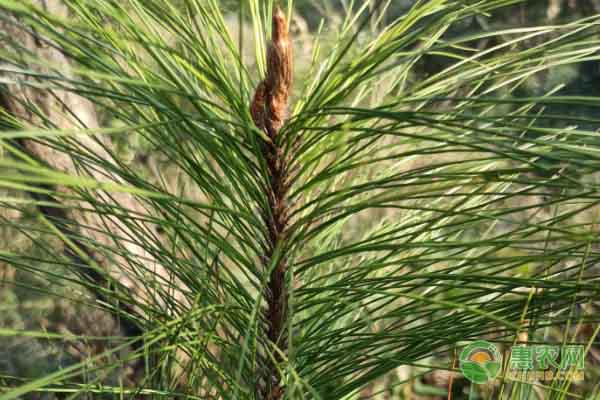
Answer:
250, 6, 293, 138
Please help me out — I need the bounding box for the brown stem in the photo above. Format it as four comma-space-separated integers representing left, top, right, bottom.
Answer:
250, 7, 293, 400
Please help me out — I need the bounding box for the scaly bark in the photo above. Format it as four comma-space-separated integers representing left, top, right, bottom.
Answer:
0, 0, 186, 340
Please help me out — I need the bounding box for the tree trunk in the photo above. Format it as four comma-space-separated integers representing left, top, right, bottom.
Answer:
0, 0, 179, 339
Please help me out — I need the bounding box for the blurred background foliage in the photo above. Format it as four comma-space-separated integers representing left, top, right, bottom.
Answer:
1, 1, 599, 399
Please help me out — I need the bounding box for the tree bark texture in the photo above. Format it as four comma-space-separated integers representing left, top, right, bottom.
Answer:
0, 0, 181, 337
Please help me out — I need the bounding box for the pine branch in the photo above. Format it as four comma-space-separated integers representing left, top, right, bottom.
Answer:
251, 7, 294, 399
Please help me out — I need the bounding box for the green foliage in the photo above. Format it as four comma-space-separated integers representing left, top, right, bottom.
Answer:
0, 0, 599, 399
